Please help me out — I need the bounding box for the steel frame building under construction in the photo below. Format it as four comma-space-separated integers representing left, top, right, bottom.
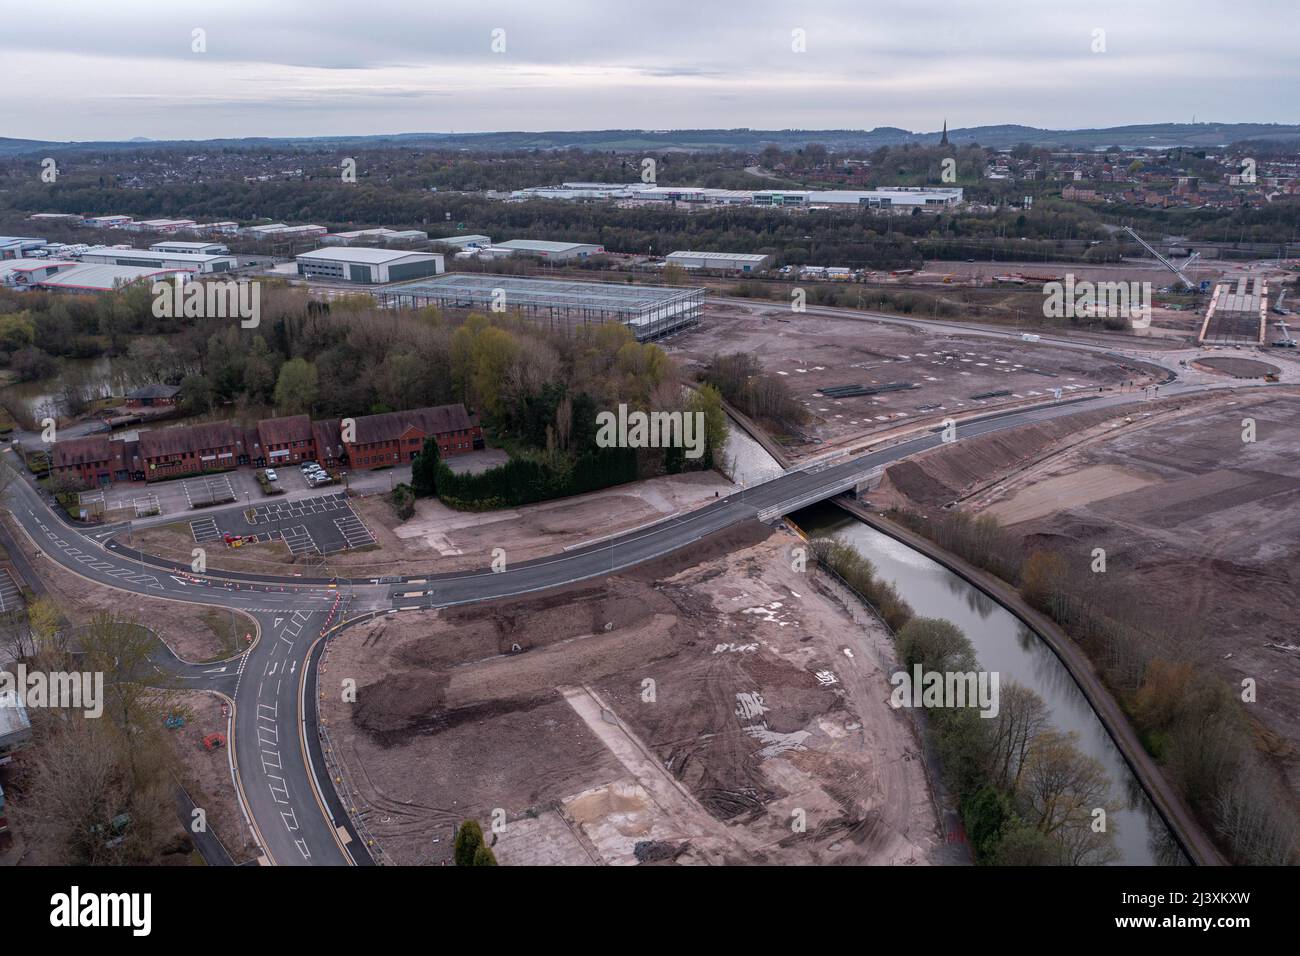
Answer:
1199, 276, 1268, 345
376, 273, 705, 341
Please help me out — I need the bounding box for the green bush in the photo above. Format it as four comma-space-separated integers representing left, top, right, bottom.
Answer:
429, 446, 638, 510
809, 537, 913, 631
454, 820, 485, 867
390, 483, 415, 521
963, 786, 1014, 863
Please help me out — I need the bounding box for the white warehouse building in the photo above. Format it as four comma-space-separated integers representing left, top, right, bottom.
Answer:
666, 251, 773, 273
494, 239, 605, 261
320, 227, 429, 246
430, 234, 492, 249
80, 246, 237, 274
149, 240, 230, 256
753, 187, 964, 208
294, 247, 444, 284
126, 218, 196, 233
84, 215, 134, 228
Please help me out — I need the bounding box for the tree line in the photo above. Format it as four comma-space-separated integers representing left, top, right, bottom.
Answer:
809, 535, 1119, 864
895, 507, 1299, 865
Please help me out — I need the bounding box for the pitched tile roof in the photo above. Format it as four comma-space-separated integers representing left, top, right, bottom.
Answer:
257, 414, 312, 447
52, 436, 138, 473
350, 404, 474, 445
138, 421, 243, 459
312, 419, 343, 459
52, 435, 112, 468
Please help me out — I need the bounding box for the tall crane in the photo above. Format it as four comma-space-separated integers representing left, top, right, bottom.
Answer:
1121, 225, 1198, 290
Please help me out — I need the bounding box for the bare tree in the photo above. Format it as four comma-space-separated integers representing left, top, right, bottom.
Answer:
1018, 729, 1118, 865
986, 681, 1051, 793
0, 608, 34, 662
1212, 765, 1299, 865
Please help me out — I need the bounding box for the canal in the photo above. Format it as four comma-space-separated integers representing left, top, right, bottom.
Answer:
792, 500, 1185, 866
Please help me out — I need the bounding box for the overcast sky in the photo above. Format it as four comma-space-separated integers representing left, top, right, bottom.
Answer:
3, 0, 1297, 141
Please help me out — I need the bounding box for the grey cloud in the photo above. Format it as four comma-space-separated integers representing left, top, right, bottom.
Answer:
2, 0, 1296, 139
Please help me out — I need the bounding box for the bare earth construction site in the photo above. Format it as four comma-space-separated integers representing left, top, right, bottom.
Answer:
672, 300, 1164, 454
872, 389, 1300, 811
319, 524, 944, 865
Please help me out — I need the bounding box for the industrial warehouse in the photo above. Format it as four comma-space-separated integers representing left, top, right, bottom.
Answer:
79, 246, 237, 273
294, 247, 444, 283
508, 182, 966, 208
666, 250, 774, 272
489, 239, 605, 260
374, 273, 705, 340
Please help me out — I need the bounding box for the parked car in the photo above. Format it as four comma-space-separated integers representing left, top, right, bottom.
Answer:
265, 468, 278, 481
299, 460, 320, 472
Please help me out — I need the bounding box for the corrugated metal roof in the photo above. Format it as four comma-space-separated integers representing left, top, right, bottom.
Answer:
667, 250, 771, 262
297, 246, 441, 264
82, 247, 232, 264
38, 264, 180, 291
497, 239, 601, 253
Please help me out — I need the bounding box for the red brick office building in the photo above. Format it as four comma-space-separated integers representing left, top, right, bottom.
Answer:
49, 404, 480, 487
138, 422, 246, 480
343, 405, 482, 469
255, 415, 315, 467
50, 436, 132, 487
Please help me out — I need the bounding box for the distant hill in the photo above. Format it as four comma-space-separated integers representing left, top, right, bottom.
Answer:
4, 123, 1300, 156
0, 136, 63, 156
940, 122, 1300, 149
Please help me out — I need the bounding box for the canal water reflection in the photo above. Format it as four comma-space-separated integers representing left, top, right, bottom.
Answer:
793, 501, 1186, 866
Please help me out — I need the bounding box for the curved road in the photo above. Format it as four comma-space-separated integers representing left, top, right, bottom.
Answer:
0, 323, 1247, 867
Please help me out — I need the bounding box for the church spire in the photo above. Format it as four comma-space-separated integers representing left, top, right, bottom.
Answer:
940, 119, 949, 147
